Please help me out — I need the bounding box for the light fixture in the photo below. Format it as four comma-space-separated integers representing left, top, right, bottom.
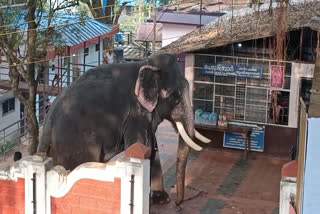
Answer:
238, 43, 242, 48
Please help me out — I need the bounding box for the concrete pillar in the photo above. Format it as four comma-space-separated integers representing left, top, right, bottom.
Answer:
185, 53, 195, 104
289, 63, 314, 128
279, 160, 297, 214
21, 153, 53, 214
117, 157, 150, 214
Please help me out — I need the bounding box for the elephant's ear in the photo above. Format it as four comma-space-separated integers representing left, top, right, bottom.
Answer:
135, 65, 160, 112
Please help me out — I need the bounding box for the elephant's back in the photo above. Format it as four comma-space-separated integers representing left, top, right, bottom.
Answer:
51, 63, 139, 120
39, 63, 140, 166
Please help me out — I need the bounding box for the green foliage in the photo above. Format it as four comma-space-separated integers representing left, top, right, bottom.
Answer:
0, 131, 18, 155
119, 3, 148, 32
158, 0, 170, 6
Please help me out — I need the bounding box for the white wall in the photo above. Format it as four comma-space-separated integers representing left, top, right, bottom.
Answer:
0, 55, 10, 80
78, 42, 104, 73
289, 63, 314, 128
185, 54, 195, 103
162, 23, 197, 47
0, 67, 9, 80
0, 151, 151, 214
48, 41, 104, 87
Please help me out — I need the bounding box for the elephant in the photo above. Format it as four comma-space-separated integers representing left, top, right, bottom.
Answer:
37, 53, 211, 205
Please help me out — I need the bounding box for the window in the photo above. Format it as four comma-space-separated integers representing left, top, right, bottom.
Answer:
84, 47, 89, 57
300, 78, 312, 111
96, 43, 100, 52
2, 98, 15, 115
194, 55, 292, 126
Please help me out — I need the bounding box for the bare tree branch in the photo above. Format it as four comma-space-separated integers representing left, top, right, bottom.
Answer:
113, 2, 128, 25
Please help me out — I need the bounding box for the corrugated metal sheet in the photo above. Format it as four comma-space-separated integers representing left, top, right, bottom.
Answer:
53, 14, 113, 46
14, 11, 113, 46
46, 14, 113, 46
147, 12, 218, 26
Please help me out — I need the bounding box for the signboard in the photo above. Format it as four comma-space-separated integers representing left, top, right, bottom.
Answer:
202, 63, 263, 79
223, 122, 265, 152
270, 65, 284, 88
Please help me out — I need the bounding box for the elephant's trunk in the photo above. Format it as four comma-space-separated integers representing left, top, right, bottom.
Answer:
172, 81, 210, 205
176, 135, 191, 205
174, 85, 195, 205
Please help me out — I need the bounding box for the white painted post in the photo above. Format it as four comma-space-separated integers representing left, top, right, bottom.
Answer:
289, 63, 314, 128
21, 153, 53, 214
117, 156, 150, 214
279, 177, 297, 214
185, 53, 195, 104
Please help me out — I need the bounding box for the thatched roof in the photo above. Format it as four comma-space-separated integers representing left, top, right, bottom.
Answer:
159, 0, 320, 55
165, 0, 249, 13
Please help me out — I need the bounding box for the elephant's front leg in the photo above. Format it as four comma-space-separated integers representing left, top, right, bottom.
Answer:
150, 148, 171, 204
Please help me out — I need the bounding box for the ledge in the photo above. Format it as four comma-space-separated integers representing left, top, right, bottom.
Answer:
281, 160, 298, 178
125, 143, 151, 159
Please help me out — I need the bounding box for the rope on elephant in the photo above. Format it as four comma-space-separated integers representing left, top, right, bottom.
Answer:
174, 186, 206, 214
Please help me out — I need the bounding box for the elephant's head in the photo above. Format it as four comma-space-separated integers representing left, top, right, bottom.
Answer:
135, 54, 211, 205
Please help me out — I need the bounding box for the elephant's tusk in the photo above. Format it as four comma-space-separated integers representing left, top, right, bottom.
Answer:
194, 129, 211, 144
176, 122, 203, 151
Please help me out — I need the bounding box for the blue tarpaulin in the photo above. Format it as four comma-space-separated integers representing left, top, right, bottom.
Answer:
103, 0, 108, 14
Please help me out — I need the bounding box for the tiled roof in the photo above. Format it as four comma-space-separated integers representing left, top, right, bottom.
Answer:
135, 23, 162, 42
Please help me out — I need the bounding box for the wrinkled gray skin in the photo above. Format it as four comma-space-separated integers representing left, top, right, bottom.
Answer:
38, 54, 194, 205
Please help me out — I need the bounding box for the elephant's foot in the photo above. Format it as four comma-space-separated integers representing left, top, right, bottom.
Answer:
151, 190, 171, 205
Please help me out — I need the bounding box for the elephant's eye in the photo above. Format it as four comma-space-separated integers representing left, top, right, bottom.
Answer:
171, 91, 182, 104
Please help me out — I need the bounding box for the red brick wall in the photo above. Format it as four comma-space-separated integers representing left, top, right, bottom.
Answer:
51, 177, 121, 214
0, 178, 25, 214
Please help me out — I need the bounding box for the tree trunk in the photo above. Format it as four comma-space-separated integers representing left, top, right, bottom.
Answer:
25, 0, 39, 155
103, 37, 114, 54
113, 2, 129, 25
26, 93, 39, 154
138, 0, 143, 23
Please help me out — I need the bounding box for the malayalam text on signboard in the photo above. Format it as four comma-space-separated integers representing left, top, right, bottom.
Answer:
202, 63, 263, 79
223, 122, 265, 152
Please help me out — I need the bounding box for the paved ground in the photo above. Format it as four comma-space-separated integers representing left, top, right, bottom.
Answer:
152, 121, 287, 214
